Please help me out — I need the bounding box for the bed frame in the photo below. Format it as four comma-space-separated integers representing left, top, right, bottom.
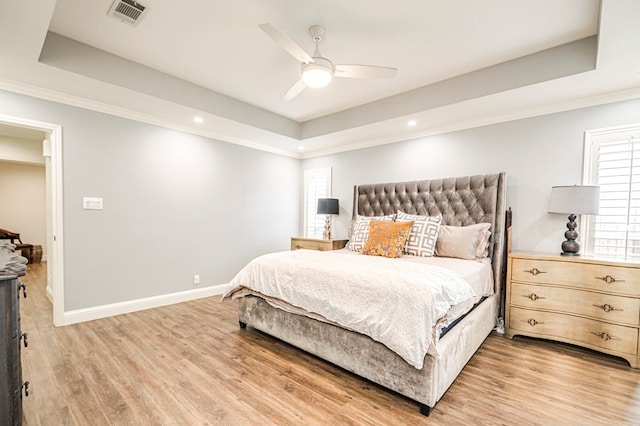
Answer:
237, 172, 508, 415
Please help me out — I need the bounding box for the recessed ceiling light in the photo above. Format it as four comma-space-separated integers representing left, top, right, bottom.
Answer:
193, 116, 204, 124
408, 119, 417, 127
298, 146, 305, 151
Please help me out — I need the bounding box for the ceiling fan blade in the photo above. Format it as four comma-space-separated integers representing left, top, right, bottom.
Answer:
334, 64, 397, 79
283, 78, 306, 101
259, 23, 314, 64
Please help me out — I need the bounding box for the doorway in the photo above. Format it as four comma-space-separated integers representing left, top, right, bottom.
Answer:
0, 114, 64, 326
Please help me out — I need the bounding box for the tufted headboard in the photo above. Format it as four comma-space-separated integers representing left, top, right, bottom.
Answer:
352, 172, 508, 297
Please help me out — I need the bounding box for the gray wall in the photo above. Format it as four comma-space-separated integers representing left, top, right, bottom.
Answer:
0, 89, 300, 311
302, 98, 640, 254
3, 85, 640, 311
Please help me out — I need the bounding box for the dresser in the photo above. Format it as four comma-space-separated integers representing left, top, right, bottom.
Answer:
505, 252, 640, 367
1, 272, 28, 425
290, 237, 348, 251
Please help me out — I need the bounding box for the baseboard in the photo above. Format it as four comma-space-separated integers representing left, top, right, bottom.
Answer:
45, 285, 53, 304
62, 283, 233, 326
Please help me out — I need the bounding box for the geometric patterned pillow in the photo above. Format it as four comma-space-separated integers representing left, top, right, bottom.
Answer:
348, 214, 395, 253
362, 220, 413, 258
395, 211, 442, 257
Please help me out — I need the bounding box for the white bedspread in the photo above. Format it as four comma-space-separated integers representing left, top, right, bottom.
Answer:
223, 249, 477, 369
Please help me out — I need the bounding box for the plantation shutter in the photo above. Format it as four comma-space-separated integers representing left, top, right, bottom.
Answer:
587, 128, 640, 259
304, 167, 332, 238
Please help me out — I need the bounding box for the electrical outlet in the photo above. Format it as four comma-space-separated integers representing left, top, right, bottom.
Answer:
193, 274, 200, 285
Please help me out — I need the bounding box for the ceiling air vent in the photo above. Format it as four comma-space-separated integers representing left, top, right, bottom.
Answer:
107, 0, 148, 26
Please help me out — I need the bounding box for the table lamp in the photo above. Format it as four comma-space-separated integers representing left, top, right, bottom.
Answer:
548, 185, 600, 256
317, 198, 339, 240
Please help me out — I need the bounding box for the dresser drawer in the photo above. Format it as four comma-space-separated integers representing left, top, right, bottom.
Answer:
510, 282, 640, 327
510, 306, 639, 356
511, 258, 640, 297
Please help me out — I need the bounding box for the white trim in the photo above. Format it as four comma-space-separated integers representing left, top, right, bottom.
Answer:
0, 78, 300, 160
0, 114, 65, 326
3, 73, 640, 161
50, 124, 64, 326
46, 284, 53, 304
303, 167, 332, 238
61, 284, 231, 325
300, 86, 640, 159
583, 123, 640, 257
582, 129, 596, 254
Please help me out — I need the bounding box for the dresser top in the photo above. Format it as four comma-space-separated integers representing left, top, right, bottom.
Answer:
0, 272, 17, 281
510, 251, 640, 268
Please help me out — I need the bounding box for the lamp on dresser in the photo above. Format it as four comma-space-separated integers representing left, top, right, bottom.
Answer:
317, 198, 339, 240
548, 185, 600, 256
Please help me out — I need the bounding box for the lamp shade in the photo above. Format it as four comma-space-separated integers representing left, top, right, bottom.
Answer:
317, 198, 339, 215
548, 185, 600, 215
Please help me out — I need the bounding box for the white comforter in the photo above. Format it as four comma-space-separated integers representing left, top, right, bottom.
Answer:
223, 249, 477, 369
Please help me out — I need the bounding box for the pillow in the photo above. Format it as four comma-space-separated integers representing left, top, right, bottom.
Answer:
395, 211, 442, 257
435, 223, 492, 260
362, 220, 413, 258
348, 214, 395, 252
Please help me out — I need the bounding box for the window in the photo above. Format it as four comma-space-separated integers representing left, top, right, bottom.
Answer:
584, 125, 640, 259
303, 167, 332, 238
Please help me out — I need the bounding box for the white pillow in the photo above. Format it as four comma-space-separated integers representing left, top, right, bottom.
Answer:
435, 223, 492, 260
348, 214, 395, 252
395, 211, 442, 257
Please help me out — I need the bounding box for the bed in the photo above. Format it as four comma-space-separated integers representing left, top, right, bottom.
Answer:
225, 172, 508, 416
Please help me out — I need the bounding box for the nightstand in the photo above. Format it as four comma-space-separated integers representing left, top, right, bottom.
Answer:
505, 251, 640, 368
290, 237, 348, 251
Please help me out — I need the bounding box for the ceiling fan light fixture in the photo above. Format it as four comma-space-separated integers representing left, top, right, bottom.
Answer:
302, 58, 334, 88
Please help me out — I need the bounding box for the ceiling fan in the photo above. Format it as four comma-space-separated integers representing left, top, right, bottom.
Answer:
259, 23, 397, 101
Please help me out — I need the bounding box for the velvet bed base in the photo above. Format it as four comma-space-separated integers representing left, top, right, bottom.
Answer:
238, 294, 497, 415
236, 172, 507, 415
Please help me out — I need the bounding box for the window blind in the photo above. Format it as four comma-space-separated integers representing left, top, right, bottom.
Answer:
303, 167, 331, 239
589, 132, 640, 260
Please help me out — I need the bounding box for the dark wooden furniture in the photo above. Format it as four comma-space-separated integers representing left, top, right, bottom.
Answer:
0, 229, 34, 264
1, 271, 29, 425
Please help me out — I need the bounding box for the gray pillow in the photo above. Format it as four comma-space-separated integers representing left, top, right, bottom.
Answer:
435, 223, 491, 260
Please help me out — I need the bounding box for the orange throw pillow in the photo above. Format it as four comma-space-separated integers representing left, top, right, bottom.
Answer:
362, 220, 413, 258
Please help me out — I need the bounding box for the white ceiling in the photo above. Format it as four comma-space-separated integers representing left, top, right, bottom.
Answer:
0, 0, 639, 157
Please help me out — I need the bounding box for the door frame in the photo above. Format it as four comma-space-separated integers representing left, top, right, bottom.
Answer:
0, 113, 64, 326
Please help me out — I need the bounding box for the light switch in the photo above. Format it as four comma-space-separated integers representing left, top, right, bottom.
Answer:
83, 197, 104, 210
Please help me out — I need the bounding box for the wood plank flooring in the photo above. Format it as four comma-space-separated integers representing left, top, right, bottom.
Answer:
19, 262, 640, 425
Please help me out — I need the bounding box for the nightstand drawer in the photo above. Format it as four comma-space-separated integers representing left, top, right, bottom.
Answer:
510, 282, 640, 327
510, 307, 639, 356
511, 258, 640, 297
290, 238, 348, 251
292, 239, 327, 250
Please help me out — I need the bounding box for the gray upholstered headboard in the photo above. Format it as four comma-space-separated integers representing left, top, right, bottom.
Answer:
352, 172, 508, 297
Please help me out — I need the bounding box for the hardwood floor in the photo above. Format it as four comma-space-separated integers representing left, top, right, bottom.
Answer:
19, 262, 640, 425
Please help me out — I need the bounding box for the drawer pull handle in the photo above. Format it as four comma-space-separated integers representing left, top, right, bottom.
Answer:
593, 303, 622, 313
524, 268, 546, 276
595, 275, 625, 284
525, 293, 546, 302
19, 282, 27, 298
525, 318, 544, 326
591, 331, 620, 341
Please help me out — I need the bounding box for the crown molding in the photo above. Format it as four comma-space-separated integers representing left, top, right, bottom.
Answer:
0, 78, 301, 159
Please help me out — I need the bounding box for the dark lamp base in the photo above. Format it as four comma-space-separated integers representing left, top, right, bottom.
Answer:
559, 213, 581, 257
